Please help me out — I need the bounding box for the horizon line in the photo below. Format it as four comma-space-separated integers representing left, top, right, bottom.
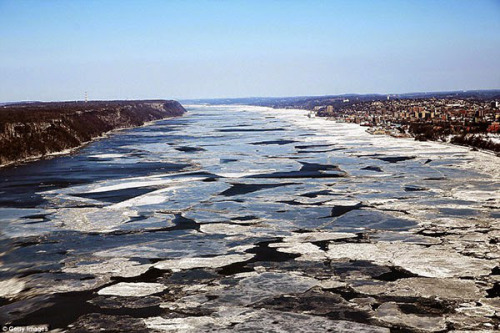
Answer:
2, 88, 500, 104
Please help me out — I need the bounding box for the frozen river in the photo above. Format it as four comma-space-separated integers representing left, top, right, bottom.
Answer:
0, 105, 499, 332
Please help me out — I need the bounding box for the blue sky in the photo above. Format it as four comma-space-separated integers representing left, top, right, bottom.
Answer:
1, 0, 499, 101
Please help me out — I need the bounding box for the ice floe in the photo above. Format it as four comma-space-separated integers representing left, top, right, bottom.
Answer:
0, 278, 25, 298
63, 258, 151, 278
97, 282, 166, 297
327, 242, 495, 278
154, 253, 254, 271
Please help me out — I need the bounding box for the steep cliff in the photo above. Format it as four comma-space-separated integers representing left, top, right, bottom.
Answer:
0, 100, 186, 166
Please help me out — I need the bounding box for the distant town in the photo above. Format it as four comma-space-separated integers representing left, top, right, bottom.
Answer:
314, 97, 500, 152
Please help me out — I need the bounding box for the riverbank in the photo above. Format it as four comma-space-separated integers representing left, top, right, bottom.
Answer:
0, 100, 186, 167
363, 123, 500, 155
